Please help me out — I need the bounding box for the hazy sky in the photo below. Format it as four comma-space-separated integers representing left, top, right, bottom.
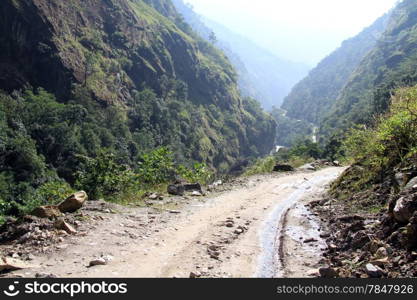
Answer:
185, 0, 399, 66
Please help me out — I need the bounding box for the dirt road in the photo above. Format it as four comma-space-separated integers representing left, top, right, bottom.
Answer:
9, 167, 344, 278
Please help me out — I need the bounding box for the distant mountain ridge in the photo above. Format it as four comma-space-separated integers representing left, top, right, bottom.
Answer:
320, 0, 417, 137
172, 0, 310, 109
283, 0, 417, 143
281, 12, 391, 125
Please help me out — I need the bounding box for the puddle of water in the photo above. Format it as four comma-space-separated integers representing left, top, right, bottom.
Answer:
255, 171, 340, 278
284, 203, 327, 252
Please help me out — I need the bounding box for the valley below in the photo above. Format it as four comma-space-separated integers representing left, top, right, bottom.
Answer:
1, 167, 344, 278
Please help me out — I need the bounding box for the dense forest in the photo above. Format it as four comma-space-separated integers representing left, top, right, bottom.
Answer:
0, 0, 276, 220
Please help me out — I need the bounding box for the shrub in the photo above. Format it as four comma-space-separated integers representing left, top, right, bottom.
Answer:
177, 163, 213, 184
335, 85, 417, 198
75, 152, 137, 199
17, 181, 75, 215
136, 147, 175, 185
244, 156, 276, 176
344, 86, 417, 170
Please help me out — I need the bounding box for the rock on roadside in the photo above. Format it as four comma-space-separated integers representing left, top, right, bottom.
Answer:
0, 257, 35, 271
31, 206, 62, 218
54, 219, 77, 235
58, 191, 88, 213
167, 184, 185, 196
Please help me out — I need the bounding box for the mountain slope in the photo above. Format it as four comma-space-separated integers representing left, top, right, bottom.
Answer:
0, 0, 276, 218
172, 0, 309, 109
281, 13, 390, 125
321, 0, 417, 137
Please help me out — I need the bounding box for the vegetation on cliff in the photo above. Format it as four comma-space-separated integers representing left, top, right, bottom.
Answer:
332, 85, 417, 208
0, 0, 276, 221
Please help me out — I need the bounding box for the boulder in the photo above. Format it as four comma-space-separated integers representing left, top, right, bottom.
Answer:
374, 247, 389, 259
148, 193, 159, 200
184, 183, 203, 193
213, 180, 223, 187
31, 205, 62, 218
395, 173, 407, 187
299, 164, 316, 171
167, 184, 185, 196
89, 258, 107, 267
58, 191, 88, 213
189, 271, 201, 278
393, 196, 417, 224
191, 191, 203, 197
273, 164, 294, 172
54, 219, 77, 235
404, 176, 417, 191
333, 161, 341, 167
234, 228, 244, 235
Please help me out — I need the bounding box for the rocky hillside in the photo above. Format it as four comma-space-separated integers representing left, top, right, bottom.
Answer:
0, 0, 276, 220
279, 0, 417, 277
0, 0, 276, 165
312, 86, 417, 277
172, 0, 309, 110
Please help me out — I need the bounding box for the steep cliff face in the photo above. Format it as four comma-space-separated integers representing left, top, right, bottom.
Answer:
0, 0, 74, 97
1, 0, 238, 107
0, 0, 276, 172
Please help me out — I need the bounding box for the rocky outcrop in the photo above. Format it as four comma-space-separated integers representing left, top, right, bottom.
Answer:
313, 184, 417, 277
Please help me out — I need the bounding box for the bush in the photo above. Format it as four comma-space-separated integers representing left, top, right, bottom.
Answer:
18, 181, 75, 215
289, 139, 323, 159
344, 86, 417, 170
137, 147, 175, 186
244, 156, 276, 176
177, 163, 213, 184
75, 152, 137, 199
335, 85, 417, 198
